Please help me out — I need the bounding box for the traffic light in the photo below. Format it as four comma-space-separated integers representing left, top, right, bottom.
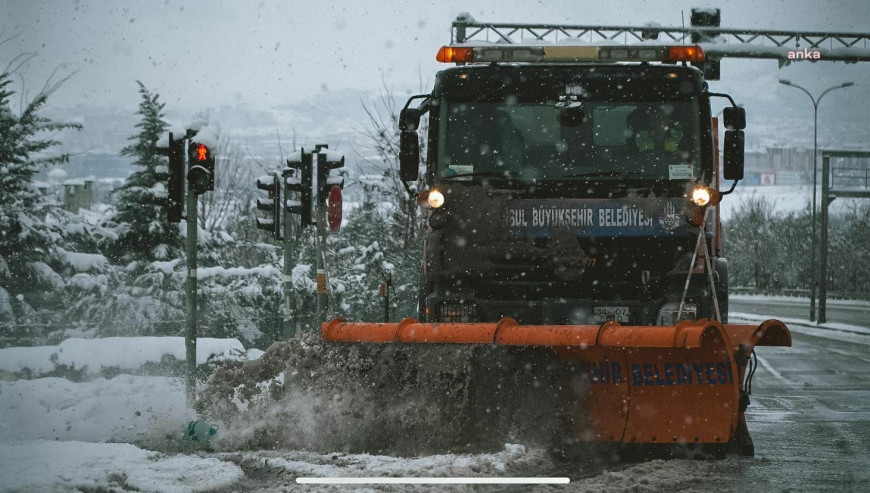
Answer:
690, 8, 721, 80
316, 149, 345, 202
156, 132, 185, 222
256, 173, 281, 238
285, 150, 313, 226
187, 142, 215, 195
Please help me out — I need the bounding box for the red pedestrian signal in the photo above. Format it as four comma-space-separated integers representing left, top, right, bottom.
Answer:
187, 142, 215, 195
195, 144, 208, 161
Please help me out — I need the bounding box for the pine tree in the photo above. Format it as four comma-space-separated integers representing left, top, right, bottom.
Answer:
0, 71, 82, 329
109, 81, 180, 264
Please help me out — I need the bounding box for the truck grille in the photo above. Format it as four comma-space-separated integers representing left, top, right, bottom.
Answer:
438, 301, 480, 323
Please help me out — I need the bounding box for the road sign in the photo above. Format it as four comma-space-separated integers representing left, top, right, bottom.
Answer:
328, 185, 342, 233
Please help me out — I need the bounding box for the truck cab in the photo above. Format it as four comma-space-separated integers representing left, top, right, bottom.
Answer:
401, 44, 744, 326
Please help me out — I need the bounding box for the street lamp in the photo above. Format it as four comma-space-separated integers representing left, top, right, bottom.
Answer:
778, 79, 854, 322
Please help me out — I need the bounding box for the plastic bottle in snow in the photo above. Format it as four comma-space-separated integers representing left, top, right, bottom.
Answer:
186, 421, 218, 442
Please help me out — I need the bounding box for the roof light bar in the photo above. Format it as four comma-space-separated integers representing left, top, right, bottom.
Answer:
436, 44, 705, 64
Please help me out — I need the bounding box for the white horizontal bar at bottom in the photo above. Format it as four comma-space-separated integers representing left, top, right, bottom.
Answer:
297, 477, 570, 485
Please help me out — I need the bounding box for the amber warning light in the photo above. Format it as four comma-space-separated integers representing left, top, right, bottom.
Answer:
668, 45, 705, 62
436, 46, 473, 63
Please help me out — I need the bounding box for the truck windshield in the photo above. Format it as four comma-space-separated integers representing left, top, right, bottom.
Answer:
437, 100, 701, 183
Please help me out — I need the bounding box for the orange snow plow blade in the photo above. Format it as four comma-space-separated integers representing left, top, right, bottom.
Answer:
322, 317, 790, 449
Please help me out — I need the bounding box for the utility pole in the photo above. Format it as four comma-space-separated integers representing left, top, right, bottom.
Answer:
819, 155, 831, 324
778, 80, 853, 322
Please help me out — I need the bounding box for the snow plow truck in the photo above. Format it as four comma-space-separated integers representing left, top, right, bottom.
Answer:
322, 18, 791, 458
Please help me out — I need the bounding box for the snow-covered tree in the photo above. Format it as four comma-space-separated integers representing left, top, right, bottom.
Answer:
0, 71, 82, 333
346, 88, 428, 320
724, 195, 781, 289
107, 81, 180, 264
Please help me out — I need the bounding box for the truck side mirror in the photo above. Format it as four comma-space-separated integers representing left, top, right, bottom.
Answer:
399, 131, 420, 181
723, 107, 746, 130
723, 130, 744, 180
400, 107, 422, 132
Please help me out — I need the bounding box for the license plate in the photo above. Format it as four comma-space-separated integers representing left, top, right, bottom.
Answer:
593, 306, 630, 323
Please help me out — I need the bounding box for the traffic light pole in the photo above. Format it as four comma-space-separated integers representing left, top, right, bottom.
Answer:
315, 202, 328, 320
282, 172, 295, 339
185, 168, 199, 406
314, 150, 329, 321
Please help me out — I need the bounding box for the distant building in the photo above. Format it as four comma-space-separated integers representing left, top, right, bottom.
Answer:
721, 147, 813, 186
33, 181, 53, 197
62, 178, 94, 213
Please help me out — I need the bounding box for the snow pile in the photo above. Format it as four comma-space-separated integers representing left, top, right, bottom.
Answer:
0, 441, 243, 492
220, 442, 552, 481
0, 345, 57, 375
0, 375, 190, 443
198, 334, 578, 456
0, 372, 246, 491
0, 337, 258, 378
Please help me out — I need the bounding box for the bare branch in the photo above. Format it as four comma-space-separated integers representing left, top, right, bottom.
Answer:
3, 52, 36, 75
40, 65, 78, 97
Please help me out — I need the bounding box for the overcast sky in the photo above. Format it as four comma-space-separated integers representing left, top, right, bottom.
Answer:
2, 0, 869, 152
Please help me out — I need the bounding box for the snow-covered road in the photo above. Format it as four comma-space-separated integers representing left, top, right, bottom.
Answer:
2, 315, 869, 492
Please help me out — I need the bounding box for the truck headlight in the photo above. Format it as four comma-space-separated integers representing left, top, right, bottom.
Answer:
691, 185, 719, 207
418, 188, 446, 209
427, 189, 445, 208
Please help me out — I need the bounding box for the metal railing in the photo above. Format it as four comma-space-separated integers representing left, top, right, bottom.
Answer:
451, 18, 870, 62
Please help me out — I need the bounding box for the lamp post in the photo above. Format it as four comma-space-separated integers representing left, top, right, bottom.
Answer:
778, 79, 854, 322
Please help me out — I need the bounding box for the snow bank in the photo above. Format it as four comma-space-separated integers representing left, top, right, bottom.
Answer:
731, 293, 870, 307
0, 337, 255, 377
0, 345, 57, 375
56, 337, 245, 369
731, 312, 870, 343
0, 440, 243, 492
0, 375, 190, 442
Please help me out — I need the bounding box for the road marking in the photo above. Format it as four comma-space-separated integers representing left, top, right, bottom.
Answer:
296, 477, 570, 485
755, 355, 798, 388
826, 348, 870, 364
